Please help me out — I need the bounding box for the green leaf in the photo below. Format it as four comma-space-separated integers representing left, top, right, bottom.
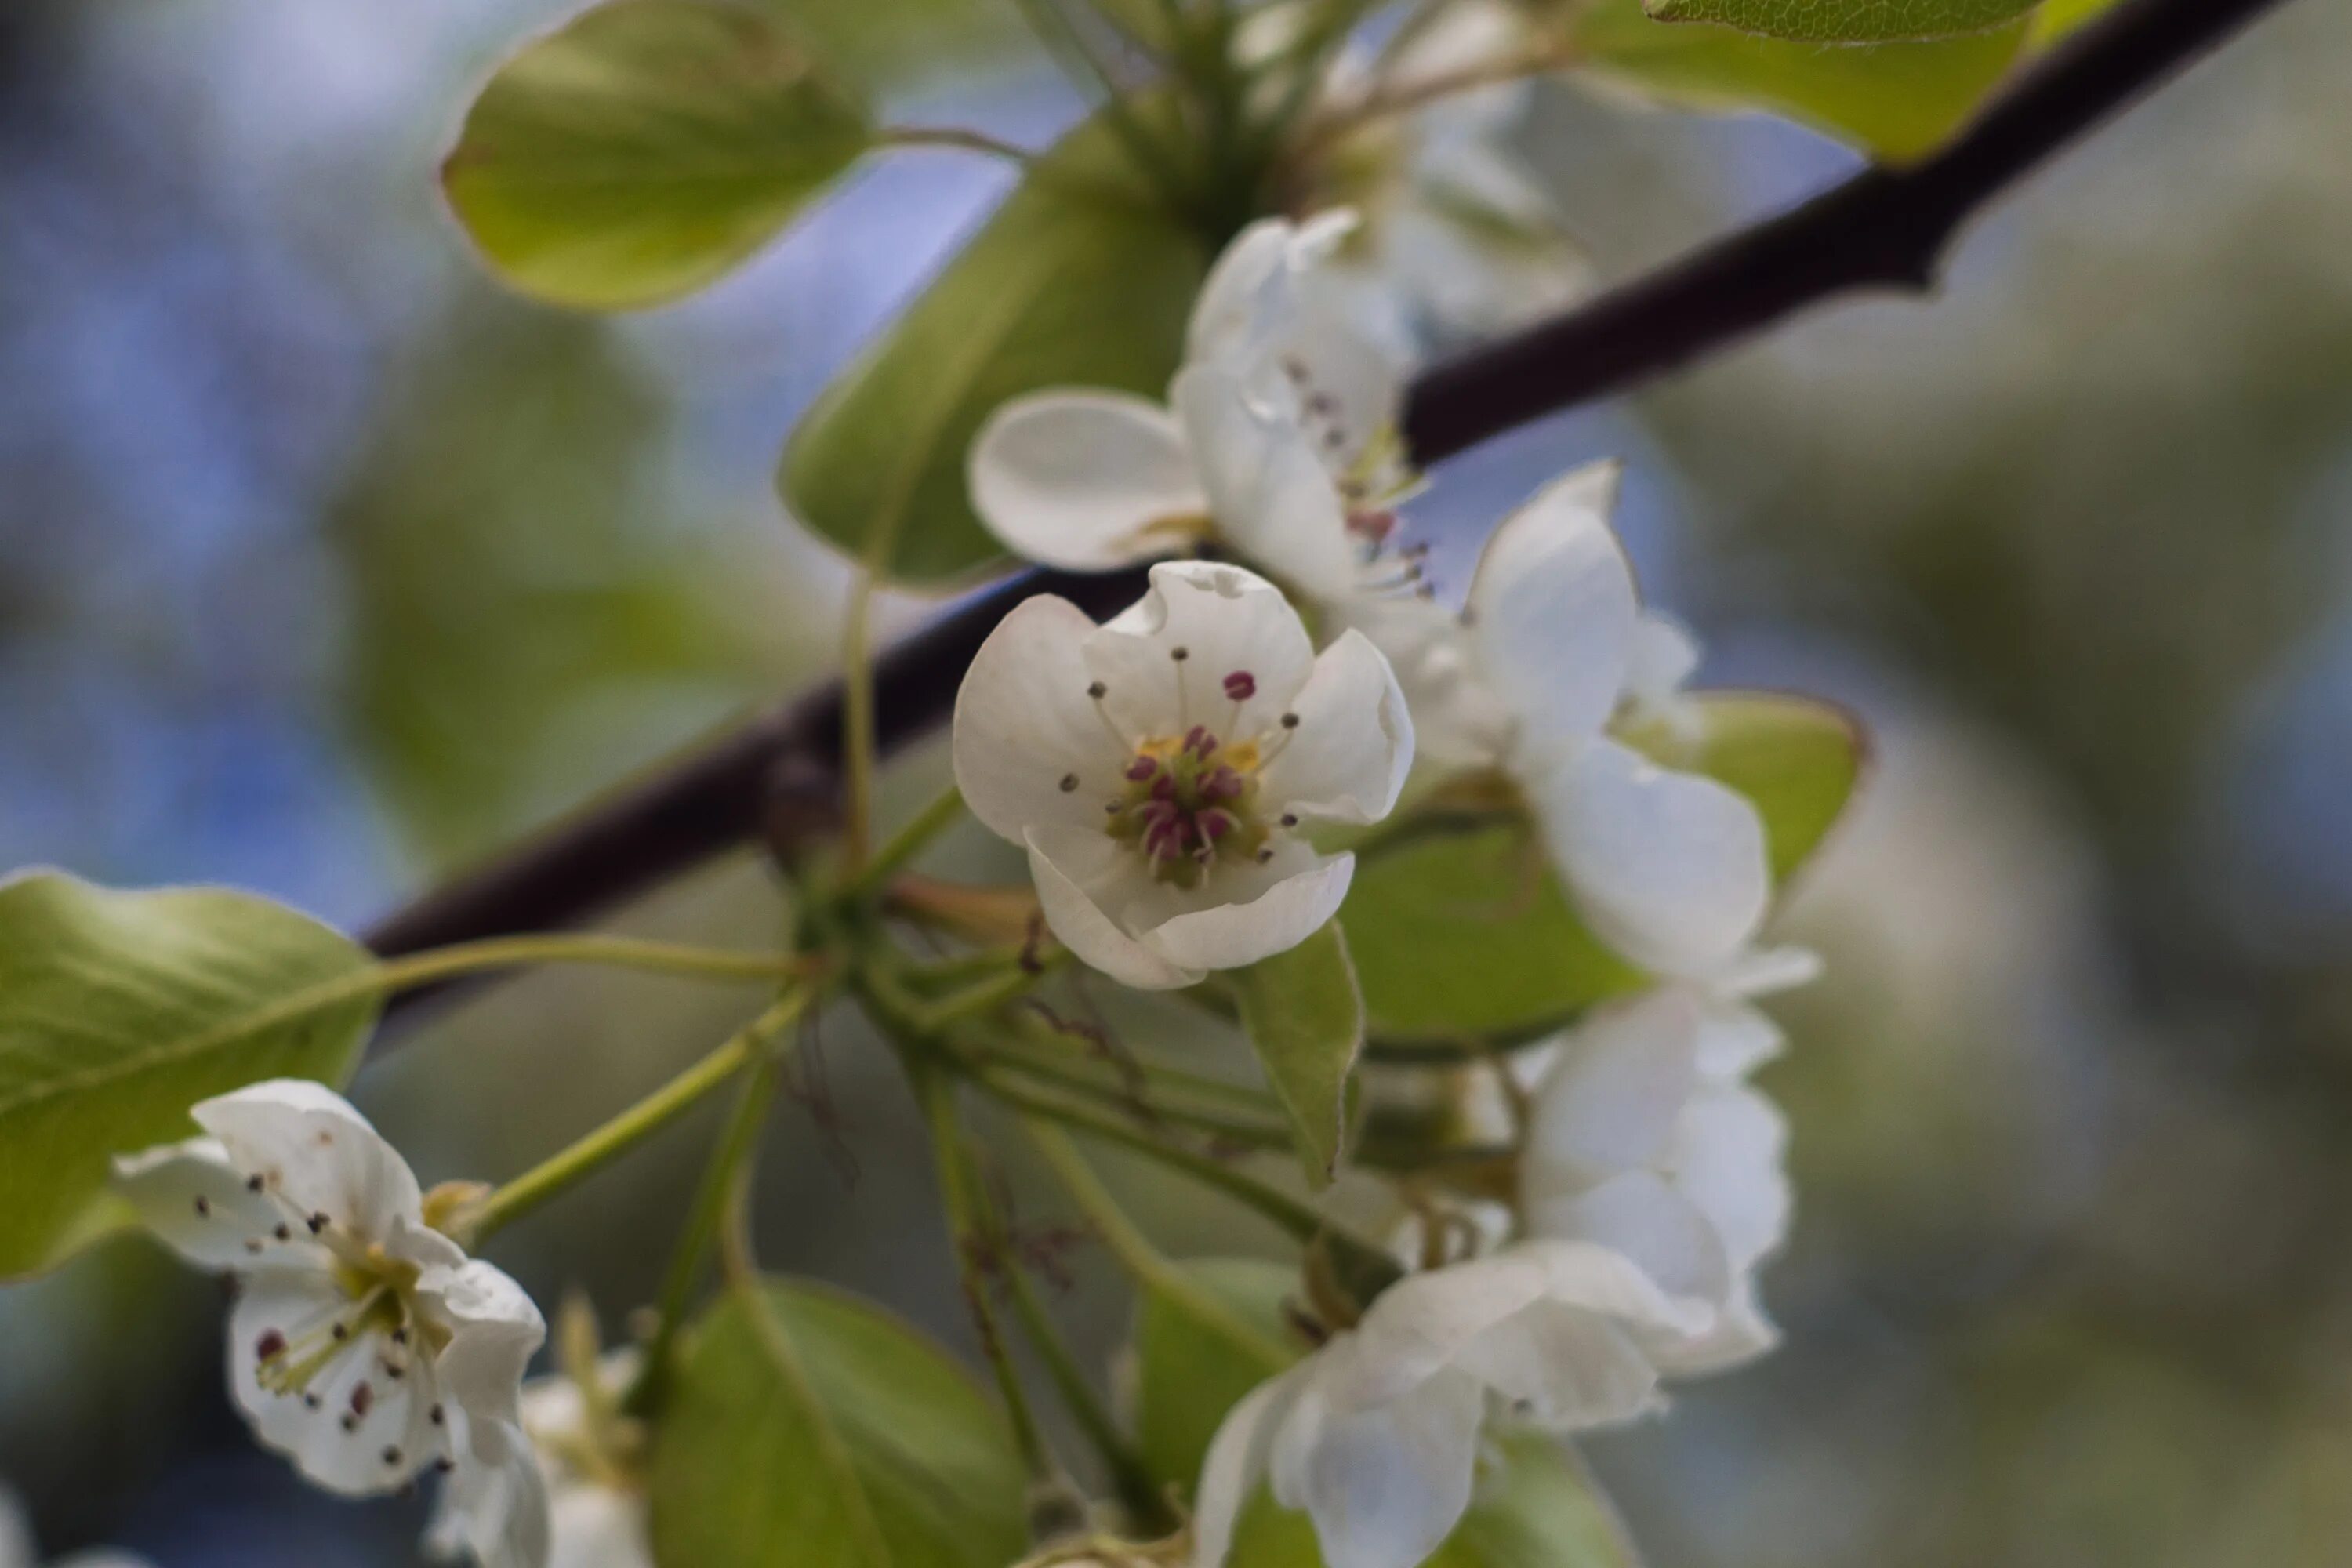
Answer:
2025, 0, 2119, 44
1647, 692, 1866, 883
1344, 815, 1643, 1047
779, 111, 1209, 583
1646, 0, 2038, 44
1228, 923, 1366, 1187
1228, 1432, 1641, 1568
442, 0, 873, 311
1571, 0, 2030, 161
650, 1279, 1029, 1568
0, 872, 378, 1280
1130, 1258, 1301, 1492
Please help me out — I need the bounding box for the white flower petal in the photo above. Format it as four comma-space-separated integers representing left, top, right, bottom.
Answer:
1523, 990, 1704, 1189
434, 1415, 554, 1568
1536, 739, 1772, 976
1258, 630, 1414, 826
112, 1137, 328, 1272
1187, 1365, 1309, 1568
1465, 462, 1639, 753
1280, 1367, 1485, 1568
1715, 945, 1824, 1000
1087, 561, 1319, 735
0, 1488, 35, 1568
1626, 614, 1700, 712
192, 1080, 422, 1243
953, 594, 1131, 844
1188, 218, 1299, 371
968, 392, 1207, 571
543, 1485, 649, 1568
1170, 368, 1359, 601
1674, 1085, 1791, 1274
1652, 1277, 1779, 1377
1144, 852, 1353, 974
1341, 1253, 1555, 1409
1025, 827, 1200, 991
1690, 996, 1788, 1080
418, 1260, 547, 1432
1341, 597, 1512, 768
1523, 1170, 1731, 1308
229, 1272, 435, 1497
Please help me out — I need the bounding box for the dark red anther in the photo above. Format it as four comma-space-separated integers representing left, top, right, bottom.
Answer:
1223, 671, 1257, 702
1125, 754, 1158, 782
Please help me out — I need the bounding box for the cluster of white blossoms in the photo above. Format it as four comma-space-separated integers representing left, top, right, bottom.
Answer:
957, 209, 1818, 1568
111, 1083, 554, 1568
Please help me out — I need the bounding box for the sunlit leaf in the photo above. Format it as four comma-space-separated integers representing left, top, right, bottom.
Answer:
1229, 923, 1364, 1186
650, 1279, 1028, 1568
779, 110, 1208, 583
443, 0, 873, 310
0, 872, 376, 1280
1571, 0, 2029, 161
1646, 0, 2039, 44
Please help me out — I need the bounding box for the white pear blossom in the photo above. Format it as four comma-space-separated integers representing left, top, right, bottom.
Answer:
969, 212, 1420, 606
0, 1486, 149, 1568
953, 561, 1413, 989
1308, 1, 1592, 351
1396, 462, 1773, 978
432, 1352, 649, 1568
1189, 1241, 1708, 1568
111, 1080, 549, 1567
1522, 948, 1820, 1374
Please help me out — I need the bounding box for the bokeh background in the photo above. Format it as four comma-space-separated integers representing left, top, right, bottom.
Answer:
5, 0, 2351, 1563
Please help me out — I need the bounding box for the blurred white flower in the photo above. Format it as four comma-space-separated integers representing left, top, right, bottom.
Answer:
112, 1080, 549, 1566
1188, 1241, 1708, 1568
0, 1485, 149, 1568
1312, 1, 1593, 350
1522, 949, 1819, 1374
969, 211, 1415, 604
953, 561, 1413, 988
1400, 463, 1772, 977
432, 1351, 649, 1568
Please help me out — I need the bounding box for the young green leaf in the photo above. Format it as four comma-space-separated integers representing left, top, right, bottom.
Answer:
1344, 815, 1644, 1047
1571, 0, 2029, 161
1228, 923, 1366, 1187
649, 1279, 1029, 1568
779, 111, 1209, 583
0, 872, 379, 1280
1646, 0, 2040, 44
1130, 1258, 1301, 1492
1641, 692, 1866, 883
1226, 1432, 1642, 1568
442, 0, 873, 311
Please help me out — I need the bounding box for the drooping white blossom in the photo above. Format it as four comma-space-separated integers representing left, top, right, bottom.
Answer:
969, 212, 1420, 605
0, 1486, 150, 1568
1522, 948, 1820, 1374
1188, 1241, 1709, 1568
431, 1352, 649, 1568
112, 1080, 549, 1567
953, 561, 1413, 989
1399, 462, 1773, 978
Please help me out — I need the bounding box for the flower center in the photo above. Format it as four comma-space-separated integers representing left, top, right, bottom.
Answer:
1083, 662, 1305, 890
1109, 725, 1269, 889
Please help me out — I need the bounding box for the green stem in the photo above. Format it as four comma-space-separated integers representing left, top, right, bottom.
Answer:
626, 1000, 805, 1414
840, 570, 881, 876
466, 986, 813, 1245
878, 125, 1037, 164
920, 1070, 1057, 1483
1000, 1258, 1174, 1534
1020, 1119, 1292, 1374
968, 1037, 1291, 1148
974, 1068, 1327, 1243
845, 786, 968, 901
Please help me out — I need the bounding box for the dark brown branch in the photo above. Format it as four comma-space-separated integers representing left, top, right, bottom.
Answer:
366, 0, 2291, 1019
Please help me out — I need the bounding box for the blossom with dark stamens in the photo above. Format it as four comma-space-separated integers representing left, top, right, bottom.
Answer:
953, 561, 1414, 989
